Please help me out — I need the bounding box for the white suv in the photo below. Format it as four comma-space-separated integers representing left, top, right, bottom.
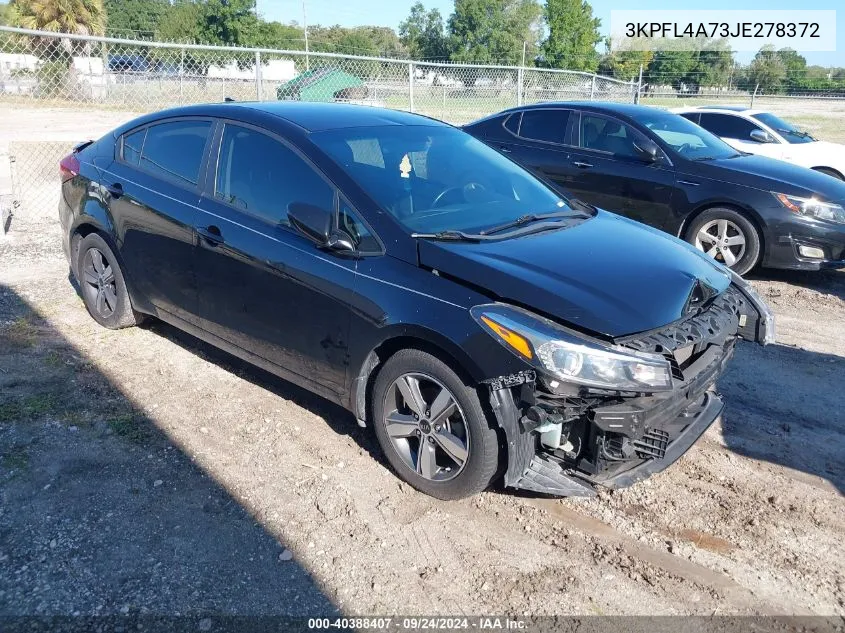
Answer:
673, 105, 845, 181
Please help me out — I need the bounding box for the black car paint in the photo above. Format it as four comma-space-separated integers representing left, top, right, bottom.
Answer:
59, 102, 769, 496
464, 102, 845, 271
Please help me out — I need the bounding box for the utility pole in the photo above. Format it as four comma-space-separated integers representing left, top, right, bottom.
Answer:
303, 0, 310, 71
521, 41, 527, 68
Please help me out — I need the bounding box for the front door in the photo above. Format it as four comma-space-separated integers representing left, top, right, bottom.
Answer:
194, 122, 356, 394
565, 111, 678, 230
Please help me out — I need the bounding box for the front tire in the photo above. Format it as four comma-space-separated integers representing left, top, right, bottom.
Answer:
685, 207, 761, 275
76, 233, 142, 330
371, 349, 500, 500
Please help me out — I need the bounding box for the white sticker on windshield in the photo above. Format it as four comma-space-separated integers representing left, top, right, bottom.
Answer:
399, 154, 412, 179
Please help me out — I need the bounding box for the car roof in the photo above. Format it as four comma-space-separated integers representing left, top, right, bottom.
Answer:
694, 104, 752, 112
113, 101, 449, 136
469, 101, 681, 125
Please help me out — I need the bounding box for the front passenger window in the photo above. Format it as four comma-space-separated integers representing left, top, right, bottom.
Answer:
215, 124, 335, 226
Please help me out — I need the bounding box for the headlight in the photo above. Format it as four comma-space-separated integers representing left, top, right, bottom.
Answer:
471, 304, 673, 392
773, 193, 845, 224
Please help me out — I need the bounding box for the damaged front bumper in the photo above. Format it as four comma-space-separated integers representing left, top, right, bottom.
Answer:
489, 281, 768, 497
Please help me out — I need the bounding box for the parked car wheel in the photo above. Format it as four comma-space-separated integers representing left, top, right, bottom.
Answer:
685, 208, 761, 275
812, 167, 845, 181
76, 233, 143, 330
371, 349, 500, 500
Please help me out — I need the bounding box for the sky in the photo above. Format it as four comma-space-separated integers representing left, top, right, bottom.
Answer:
256, 0, 844, 66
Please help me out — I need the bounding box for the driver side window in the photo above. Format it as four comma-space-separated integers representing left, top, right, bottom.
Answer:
338, 199, 381, 254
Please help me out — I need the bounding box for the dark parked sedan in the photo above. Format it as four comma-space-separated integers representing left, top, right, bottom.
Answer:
464, 102, 845, 274
59, 102, 772, 499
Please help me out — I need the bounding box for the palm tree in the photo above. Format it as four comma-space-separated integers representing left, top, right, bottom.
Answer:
9, 0, 106, 97
10, 0, 106, 37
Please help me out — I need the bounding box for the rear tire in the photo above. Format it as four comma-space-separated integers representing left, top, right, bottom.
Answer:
371, 349, 499, 500
812, 167, 845, 181
76, 233, 143, 330
684, 207, 761, 276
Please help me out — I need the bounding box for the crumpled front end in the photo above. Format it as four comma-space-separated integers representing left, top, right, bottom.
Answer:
489, 280, 773, 497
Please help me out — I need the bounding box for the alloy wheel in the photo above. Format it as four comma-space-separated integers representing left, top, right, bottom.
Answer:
381, 373, 470, 482
694, 219, 747, 267
81, 247, 117, 318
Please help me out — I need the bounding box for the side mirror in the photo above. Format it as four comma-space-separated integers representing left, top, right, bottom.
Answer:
288, 202, 332, 244
749, 129, 774, 143
327, 230, 355, 252
633, 138, 660, 163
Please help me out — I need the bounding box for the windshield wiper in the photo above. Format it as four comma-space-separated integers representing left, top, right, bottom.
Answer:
776, 127, 815, 140
410, 230, 481, 241
479, 210, 583, 236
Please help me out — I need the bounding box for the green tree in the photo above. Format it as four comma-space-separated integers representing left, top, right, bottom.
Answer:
776, 47, 806, 92
10, 0, 105, 35
448, 0, 542, 66
254, 20, 305, 50
103, 0, 169, 39
198, 0, 259, 47
155, 0, 202, 43
694, 44, 734, 89
598, 40, 652, 81
540, 0, 601, 71
0, 3, 11, 26
646, 50, 697, 90
745, 46, 787, 93
399, 2, 449, 60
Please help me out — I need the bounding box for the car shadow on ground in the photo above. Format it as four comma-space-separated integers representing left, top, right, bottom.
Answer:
0, 284, 338, 617
718, 340, 845, 495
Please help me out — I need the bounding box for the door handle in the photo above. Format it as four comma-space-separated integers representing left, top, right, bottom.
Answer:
497, 145, 512, 154
573, 161, 593, 169
106, 182, 123, 198
197, 225, 224, 246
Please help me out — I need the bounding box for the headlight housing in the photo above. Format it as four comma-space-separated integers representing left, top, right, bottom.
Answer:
471, 304, 673, 392
773, 193, 845, 224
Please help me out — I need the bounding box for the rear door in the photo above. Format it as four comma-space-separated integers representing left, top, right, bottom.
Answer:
193, 121, 358, 394
485, 108, 580, 196
565, 111, 678, 229
106, 118, 213, 323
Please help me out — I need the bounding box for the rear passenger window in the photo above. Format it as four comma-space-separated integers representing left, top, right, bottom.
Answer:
215, 124, 335, 226
519, 109, 570, 145
123, 128, 146, 165
139, 120, 211, 184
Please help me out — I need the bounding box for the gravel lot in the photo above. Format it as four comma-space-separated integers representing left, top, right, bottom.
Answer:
0, 104, 844, 618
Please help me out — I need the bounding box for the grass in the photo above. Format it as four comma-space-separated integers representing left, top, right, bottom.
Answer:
0, 394, 59, 422
5, 316, 39, 348
1, 446, 30, 472
107, 412, 150, 443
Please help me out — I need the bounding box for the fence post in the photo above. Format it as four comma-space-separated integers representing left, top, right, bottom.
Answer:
590, 75, 596, 100
516, 66, 523, 107
179, 46, 185, 104
751, 83, 759, 108
408, 62, 415, 112
636, 64, 643, 104
255, 50, 262, 100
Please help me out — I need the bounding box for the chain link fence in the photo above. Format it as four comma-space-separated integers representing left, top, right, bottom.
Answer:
0, 26, 636, 229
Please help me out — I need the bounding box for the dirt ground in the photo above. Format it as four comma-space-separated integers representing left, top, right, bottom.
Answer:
1, 104, 844, 618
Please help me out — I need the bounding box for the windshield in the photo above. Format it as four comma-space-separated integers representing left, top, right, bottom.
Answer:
638, 110, 740, 161
751, 112, 816, 144
311, 125, 576, 235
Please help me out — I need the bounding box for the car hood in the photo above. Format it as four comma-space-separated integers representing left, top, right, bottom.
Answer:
417, 210, 732, 338
685, 153, 845, 201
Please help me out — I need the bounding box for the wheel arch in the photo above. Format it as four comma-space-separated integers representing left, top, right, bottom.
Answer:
810, 166, 845, 180
348, 331, 483, 426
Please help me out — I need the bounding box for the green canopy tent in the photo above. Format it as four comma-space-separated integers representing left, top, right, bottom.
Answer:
276, 67, 365, 102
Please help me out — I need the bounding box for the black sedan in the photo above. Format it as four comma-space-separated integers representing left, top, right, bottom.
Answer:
464, 102, 845, 275
59, 102, 771, 500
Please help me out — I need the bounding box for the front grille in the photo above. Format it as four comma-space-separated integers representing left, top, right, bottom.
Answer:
633, 428, 670, 459
616, 286, 745, 354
